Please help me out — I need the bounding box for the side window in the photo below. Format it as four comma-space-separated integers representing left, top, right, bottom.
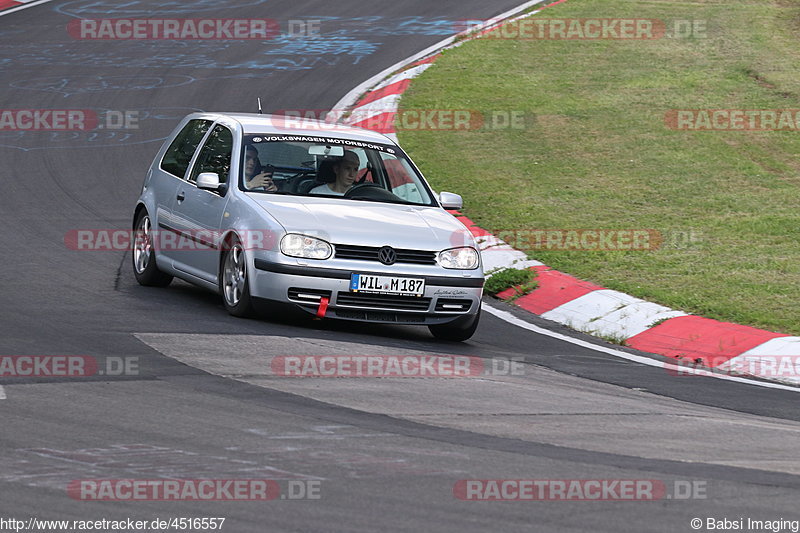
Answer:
189, 124, 233, 184
160, 119, 212, 178
380, 152, 422, 202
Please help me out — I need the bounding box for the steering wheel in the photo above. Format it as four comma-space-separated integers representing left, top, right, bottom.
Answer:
287, 168, 316, 180
343, 182, 383, 198
283, 168, 317, 193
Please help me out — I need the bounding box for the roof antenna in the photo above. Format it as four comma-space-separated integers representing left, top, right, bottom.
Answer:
257, 97, 263, 114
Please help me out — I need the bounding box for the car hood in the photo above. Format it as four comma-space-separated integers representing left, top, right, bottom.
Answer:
248, 195, 475, 251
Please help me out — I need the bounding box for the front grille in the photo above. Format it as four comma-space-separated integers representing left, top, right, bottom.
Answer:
334, 310, 425, 323
434, 298, 473, 313
336, 291, 431, 312
334, 244, 437, 265
288, 287, 331, 305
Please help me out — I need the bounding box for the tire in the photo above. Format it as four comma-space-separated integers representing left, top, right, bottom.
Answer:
220, 236, 255, 317
132, 211, 173, 287
428, 307, 481, 342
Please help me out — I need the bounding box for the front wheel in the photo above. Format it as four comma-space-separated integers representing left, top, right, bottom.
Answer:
132, 211, 173, 287
428, 307, 481, 342
220, 237, 255, 317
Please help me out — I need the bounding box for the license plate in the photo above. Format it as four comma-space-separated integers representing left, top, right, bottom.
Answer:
350, 273, 425, 297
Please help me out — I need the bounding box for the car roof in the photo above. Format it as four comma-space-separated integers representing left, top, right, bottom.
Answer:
192, 112, 396, 145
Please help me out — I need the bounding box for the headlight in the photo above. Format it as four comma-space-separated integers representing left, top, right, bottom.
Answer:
280, 234, 332, 260
438, 247, 479, 269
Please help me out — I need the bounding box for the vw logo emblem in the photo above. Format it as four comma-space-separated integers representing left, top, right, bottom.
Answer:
378, 246, 396, 265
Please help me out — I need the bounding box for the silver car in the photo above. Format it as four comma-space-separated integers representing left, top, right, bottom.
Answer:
132, 112, 484, 341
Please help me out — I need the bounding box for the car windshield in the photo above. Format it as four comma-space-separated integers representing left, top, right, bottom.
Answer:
239, 134, 436, 206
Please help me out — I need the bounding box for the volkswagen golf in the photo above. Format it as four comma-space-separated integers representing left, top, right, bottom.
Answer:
131, 112, 484, 340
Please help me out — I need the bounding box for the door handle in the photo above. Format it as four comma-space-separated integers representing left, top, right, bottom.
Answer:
176, 191, 185, 202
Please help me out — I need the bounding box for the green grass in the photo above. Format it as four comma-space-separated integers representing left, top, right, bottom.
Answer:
399, 0, 800, 335
484, 267, 539, 299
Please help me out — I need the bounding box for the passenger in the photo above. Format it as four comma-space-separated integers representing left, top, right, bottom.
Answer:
243, 144, 277, 192
310, 150, 360, 196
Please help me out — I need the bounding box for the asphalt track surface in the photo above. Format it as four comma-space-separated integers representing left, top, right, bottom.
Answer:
1, 2, 799, 532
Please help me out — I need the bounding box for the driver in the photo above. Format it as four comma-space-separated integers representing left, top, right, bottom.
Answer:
310, 150, 360, 196
243, 144, 278, 192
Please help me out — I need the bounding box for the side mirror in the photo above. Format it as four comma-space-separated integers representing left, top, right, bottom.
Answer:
438, 191, 463, 210
197, 172, 226, 194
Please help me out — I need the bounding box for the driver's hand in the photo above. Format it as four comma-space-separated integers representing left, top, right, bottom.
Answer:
247, 171, 277, 192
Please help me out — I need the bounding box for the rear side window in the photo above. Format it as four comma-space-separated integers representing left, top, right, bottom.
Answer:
160, 119, 213, 178
189, 124, 233, 183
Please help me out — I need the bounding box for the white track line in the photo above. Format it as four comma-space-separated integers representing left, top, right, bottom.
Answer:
0, 0, 55, 18
483, 303, 800, 393
0, 386, 6, 400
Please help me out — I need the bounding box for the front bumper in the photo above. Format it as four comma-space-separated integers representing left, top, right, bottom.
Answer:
251, 259, 484, 325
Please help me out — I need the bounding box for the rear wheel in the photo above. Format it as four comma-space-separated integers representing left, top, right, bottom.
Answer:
132, 211, 173, 287
428, 307, 481, 342
220, 237, 255, 317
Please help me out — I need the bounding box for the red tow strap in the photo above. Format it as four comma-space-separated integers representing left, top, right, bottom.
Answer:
316, 297, 329, 318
